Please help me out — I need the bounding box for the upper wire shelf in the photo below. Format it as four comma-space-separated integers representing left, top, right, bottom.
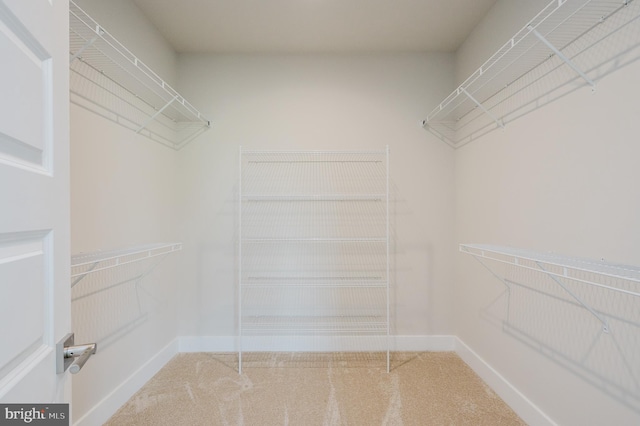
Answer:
424, 0, 640, 148
69, 0, 210, 150
71, 243, 182, 286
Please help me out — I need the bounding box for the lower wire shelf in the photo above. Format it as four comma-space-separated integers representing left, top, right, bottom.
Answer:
241, 315, 387, 334
460, 243, 640, 333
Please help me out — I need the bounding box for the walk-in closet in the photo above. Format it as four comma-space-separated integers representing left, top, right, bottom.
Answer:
1, 0, 639, 424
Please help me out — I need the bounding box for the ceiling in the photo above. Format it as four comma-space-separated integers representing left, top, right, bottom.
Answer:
132, 0, 498, 54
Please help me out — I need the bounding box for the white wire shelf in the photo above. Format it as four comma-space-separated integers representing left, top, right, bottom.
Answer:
242, 195, 386, 201
71, 243, 182, 285
424, 0, 640, 148
243, 277, 387, 288
242, 238, 386, 243
460, 243, 640, 333
241, 316, 388, 334
461, 244, 640, 290
243, 284, 386, 289
69, 0, 210, 149
242, 150, 388, 155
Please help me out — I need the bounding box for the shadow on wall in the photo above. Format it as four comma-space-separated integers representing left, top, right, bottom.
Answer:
479, 261, 640, 415
71, 256, 171, 350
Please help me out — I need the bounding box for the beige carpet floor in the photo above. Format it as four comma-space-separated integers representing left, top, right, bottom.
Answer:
105, 352, 525, 425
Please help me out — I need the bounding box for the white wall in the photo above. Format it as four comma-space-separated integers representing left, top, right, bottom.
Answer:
174, 53, 457, 341
69, 2, 181, 422
70, 106, 181, 423
455, 12, 640, 426
68, 1, 640, 424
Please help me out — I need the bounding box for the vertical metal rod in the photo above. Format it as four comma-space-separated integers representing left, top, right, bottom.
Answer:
529, 26, 596, 88
238, 146, 243, 374
460, 88, 504, 129
535, 262, 609, 332
69, 36, 97, 63
136, 96, 178, 133
386, 145, 390, 373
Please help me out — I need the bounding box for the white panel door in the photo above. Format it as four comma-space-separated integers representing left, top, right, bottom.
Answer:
0, 0, 71, 404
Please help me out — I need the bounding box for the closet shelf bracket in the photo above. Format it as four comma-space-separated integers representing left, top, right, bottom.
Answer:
136, 95, 178, 133
533, 261, 610, 333
528, 26, 596, 91
460, 87, 505, 129
469, 255, 511, 291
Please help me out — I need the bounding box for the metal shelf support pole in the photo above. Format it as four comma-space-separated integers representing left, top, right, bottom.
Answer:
386, 145, 390, 373
238, 146, 243, 375
529, 26, 596, 90
460, 87, 505, 129
535, 262, 610, 333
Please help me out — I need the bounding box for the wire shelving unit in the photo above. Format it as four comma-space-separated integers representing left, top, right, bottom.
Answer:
460, 244, 640, 333
239, 148, 390, 373
423, 0, 640, 148
68, 0, 210, 149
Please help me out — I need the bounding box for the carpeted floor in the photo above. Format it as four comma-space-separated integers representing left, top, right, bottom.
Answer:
105, 352, 525, 425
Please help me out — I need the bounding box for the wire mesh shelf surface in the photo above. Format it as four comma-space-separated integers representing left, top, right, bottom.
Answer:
461, 244, 640, 295
71, 242, 182, 282
69, 0, 210, 149
424, 0, 640, 147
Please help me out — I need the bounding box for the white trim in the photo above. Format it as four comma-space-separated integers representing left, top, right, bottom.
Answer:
0, 346, 51, 399
72, 339, 178, 426
455, 337, 557, 426
179, 335, 455, 353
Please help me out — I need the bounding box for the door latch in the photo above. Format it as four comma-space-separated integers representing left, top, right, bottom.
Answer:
56, 333, 97, 374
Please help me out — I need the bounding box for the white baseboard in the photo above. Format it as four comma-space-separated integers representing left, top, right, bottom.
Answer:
455, 337, 557, 426
72, 339, 178, 426
179, 335, 456, 353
